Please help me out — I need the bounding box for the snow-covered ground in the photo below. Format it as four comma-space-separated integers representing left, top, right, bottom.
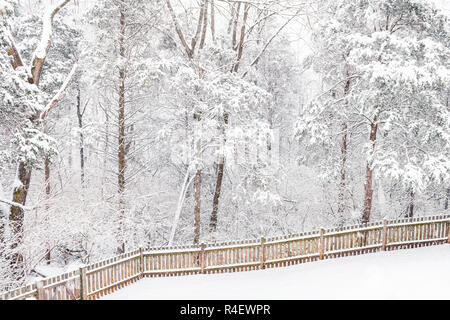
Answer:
102, 245, 450, 300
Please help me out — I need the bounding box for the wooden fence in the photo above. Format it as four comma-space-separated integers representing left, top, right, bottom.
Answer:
1, 214, 449, 300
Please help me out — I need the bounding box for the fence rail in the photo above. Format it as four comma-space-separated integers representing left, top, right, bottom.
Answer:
1, 214, 449, 300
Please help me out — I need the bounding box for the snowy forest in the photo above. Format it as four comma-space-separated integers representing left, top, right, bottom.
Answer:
0, 0, 449, 291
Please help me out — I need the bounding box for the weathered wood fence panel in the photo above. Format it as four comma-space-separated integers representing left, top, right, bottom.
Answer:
385, 216, 449, 250
143, 245, 202, 277
84, 249, 141, 300
264, 231, 321, 268
1, 214, 449, 300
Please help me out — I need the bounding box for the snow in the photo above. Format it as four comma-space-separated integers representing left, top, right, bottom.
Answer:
34, 9, 53, 59
0, 0, 12, 14
25, 260, 85, 285
102, 245, 450, 300
33, 1, 69, 60
41, 62, 78, 119
0, 184, 10, 217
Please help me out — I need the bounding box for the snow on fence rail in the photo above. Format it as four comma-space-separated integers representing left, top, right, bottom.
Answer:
1, 214, 449, 300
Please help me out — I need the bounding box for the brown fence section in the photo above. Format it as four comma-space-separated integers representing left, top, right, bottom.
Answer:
1, 214, 449, 300
144, 245, 202, 276
82, 249, 142, 300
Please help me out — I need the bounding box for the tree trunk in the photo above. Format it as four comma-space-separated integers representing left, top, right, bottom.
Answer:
101, 105, 109, 201
210, 0, 216, 44
337, 77, 351, 225
117, 4, 126, 254
405, 189, 414, 218
44, 156, 51, 264
445, 89, 449, 211
362, 117, 378, 223
209, 113, 229, 233
9, 163, 32, 244
76, 84, 85, 188
193, 111, 203, 244
337, 123, 347, 224
445, 188, 449, 210
193, 168, 202, 244
9, 162, 32, 277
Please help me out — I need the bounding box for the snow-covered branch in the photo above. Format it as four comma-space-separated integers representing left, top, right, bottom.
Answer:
30, 0, 71, 85
41, 62, 78, 120
0, 198, 32, 211
5, 28, 25, 70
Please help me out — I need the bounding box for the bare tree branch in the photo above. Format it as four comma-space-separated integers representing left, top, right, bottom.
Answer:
165, 0, 193, 59
191, 0, 207, 53
199, 0, 209, 50
233, 3, 249, 72
242, 6, 301, 77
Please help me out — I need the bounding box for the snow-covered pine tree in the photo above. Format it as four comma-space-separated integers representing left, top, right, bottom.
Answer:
297, 0, 450, 223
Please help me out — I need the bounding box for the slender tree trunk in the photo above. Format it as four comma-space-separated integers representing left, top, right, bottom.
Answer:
337, 76, 351, 225
210, 0, 216, 44
193, 110, 203, 244
193, 168, 202, 244
210, 113, 229, 232
405, 189, 414, 218
445, 89, 449, 211
45, 159, 51, 203
76, 84, 85, 188
337, 123, 347, 223
44, 155, 51, 264
0, 183, 5, 244
209, 163, 223, 232
445, 188, 449, 210
231, 2, 241, 49
192, 0, 210, 243
117, 4, 126, 254
101, 106, 109, 201
192, 0, 211, 242
0, 215, 4, 250
233, 4, 249, 73
362, 117, 378, 223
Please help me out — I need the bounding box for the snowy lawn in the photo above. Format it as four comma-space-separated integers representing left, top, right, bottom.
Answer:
102, 245, 450, 300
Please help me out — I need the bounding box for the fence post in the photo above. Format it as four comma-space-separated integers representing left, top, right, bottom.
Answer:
79, 267, 87, 300
260, 237, 266, 270
319, 228, 325, 260
447, 220, 450, 244
200, 243, 206, 274
139, 247, 144, 277
382, 219, 388, 251
36, 280, 45, 300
